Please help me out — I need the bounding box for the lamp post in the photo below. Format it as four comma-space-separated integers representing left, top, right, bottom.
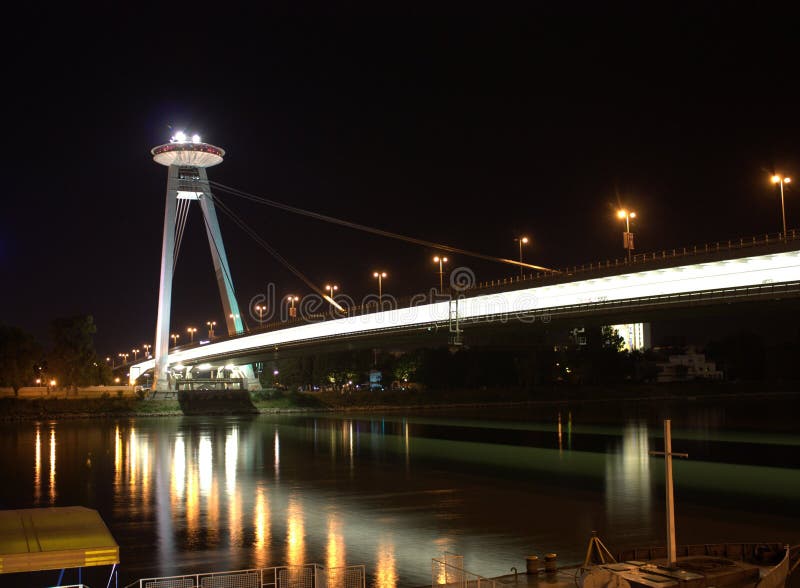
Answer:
287, 295, 299, 318
206, 320, 216, 338
170, 334, 180, 347
771, 174, 792, 241
255, 304, 267, 323
186, 327, 197, 343
433, 256, 448, 293
617, 209, 637, 263
229, 313, 241, 334
132, 348, 139, 361
325, 284, 339, 306
513, 236, 529, 277
142, 344, 151, 358
118, 352, 129, 364
373, 271, 387, 299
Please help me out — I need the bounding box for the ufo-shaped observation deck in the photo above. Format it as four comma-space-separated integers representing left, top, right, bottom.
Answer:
151, 142, 225, 168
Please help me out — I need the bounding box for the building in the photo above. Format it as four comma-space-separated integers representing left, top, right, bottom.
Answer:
610, 323, 652, 351
656, 348, 723, 382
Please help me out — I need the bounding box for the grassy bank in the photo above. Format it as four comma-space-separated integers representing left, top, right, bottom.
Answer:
0, 381, 797, 420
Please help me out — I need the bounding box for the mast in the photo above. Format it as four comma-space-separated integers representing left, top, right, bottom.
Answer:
651, 419, 688, 567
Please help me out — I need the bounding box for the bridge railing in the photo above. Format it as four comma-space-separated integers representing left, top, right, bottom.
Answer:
469, 228, 800, 293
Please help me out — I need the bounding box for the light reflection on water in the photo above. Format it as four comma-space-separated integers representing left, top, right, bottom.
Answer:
48, 425, 56, 503
605, 423, 652, 543
11, 404, 800, 588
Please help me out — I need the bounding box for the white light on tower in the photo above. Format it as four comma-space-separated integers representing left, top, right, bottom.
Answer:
192, 134, 201, 143
173, 131, 187, 143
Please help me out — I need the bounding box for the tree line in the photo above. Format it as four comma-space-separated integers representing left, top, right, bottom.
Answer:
0, 315, 112, 394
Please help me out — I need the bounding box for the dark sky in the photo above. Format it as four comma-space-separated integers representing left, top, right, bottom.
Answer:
2, 7, 799, 355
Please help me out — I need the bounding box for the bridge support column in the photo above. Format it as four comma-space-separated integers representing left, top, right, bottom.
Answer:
153, 166, 179, 392
153, 166, 247, 393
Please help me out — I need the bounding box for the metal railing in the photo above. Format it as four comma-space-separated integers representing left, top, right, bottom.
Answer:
432, 553, 496, 588
124, 563, 366, 588
247, 229, 800, 328
470, 228, 800, 292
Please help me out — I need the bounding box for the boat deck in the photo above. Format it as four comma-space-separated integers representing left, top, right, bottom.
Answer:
491, 557, 769, 588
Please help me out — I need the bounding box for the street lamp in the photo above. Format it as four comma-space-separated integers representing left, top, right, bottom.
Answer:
513, 236, 529, 277
617, 209, 637, 262
186, 327, 197, 342
373, 271, 387, 299
142, 344, 151, 358
255, 305, 267, 323
286, 295, 299, 318
771, 174, 792, 241
170, 333, 180, 347
131, 348, 139, 361
118, 352, 129, 364
206, 320, 217, 338
325, 284, 339, 305
433, 256, 448, 293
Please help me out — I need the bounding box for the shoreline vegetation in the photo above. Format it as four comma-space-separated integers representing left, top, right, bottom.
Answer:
0, 382, 798, 421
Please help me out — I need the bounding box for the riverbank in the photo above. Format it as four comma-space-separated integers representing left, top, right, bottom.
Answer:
0, 381, 797, 421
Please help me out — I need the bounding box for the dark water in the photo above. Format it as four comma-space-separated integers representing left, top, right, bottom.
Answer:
1, 396, 799, 588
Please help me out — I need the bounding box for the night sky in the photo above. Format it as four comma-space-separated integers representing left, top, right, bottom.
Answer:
3, 7, 799, 356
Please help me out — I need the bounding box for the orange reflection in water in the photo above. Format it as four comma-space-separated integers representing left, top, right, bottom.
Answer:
171, 437, 186, 505
207, 475, 220, 546
128, 427, 138, 488
433, 538, 454, 585
114, 425, 122, 488
225, 427, 238, 497
326, 514, 345, 574
375, 539, 397, 588
286, 495, 305, 567
48, 426, 56, 503
274, 429, 280, 479
253, 486, 271, 568
34, 426, 41, 504
558, 412, 563, 453
185, 461, 199, 541
228, 486, 242, 547
140, 441, 151, 516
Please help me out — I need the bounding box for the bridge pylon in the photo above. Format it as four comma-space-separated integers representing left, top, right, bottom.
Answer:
150, 134, 256, 392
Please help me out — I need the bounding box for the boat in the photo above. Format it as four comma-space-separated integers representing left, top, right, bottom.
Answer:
434, 420, 797, 588
576, 420, 795, 588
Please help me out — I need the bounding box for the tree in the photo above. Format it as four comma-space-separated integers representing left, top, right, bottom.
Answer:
48, 315, 101, 388
0, 325, 42, 394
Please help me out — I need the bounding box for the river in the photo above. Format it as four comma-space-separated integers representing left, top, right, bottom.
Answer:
1, 395, 798, 587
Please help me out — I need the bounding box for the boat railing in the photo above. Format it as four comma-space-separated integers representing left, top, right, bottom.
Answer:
432, 553, 496, 588
124, 563, 366, 588
615, 542, 786, 564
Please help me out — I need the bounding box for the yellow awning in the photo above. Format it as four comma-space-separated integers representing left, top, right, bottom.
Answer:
0, 506, 119, 574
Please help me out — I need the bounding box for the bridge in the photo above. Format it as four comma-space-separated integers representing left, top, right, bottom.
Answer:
129, 133, 800, 390
128, 236, 800, 387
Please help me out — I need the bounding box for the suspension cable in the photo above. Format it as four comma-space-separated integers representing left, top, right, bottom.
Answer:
210, 193, 344, 310
173, 198, 191, 268
209, 180, 558, 273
